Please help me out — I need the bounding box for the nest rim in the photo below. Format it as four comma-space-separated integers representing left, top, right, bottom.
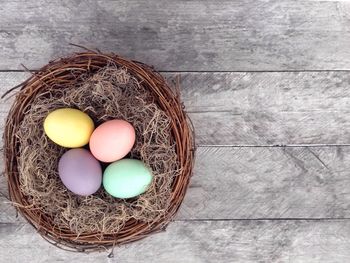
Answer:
3, 51, 195, 252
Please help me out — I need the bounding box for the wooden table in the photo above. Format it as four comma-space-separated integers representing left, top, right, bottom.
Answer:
2, 1, 350, 262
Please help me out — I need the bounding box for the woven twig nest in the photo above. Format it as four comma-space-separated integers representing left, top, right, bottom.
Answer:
3, 51, 195, 252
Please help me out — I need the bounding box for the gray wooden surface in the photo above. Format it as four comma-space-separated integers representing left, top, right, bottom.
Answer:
1, 0, 350, 71
2, 0, 350, 262
3, 220, 350, 263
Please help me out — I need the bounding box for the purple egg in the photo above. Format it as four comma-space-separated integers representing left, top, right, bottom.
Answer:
58, 148, 102, 196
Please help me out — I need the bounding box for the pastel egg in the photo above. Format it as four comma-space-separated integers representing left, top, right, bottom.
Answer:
44, 108, 94, 148
89, 119, 135, 162
58, 148, 102, 196
103, 159, 153, 199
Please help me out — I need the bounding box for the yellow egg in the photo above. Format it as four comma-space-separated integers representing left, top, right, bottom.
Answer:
44, 108, 94, 148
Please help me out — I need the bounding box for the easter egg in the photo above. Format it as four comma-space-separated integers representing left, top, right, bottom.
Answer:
58, 148, 102, 196
89, 119, 135, 162
103, 159, 153, 199
44, 108, 94, 148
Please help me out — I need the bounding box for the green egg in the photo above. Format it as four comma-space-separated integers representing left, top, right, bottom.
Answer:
103, 159, 153, 199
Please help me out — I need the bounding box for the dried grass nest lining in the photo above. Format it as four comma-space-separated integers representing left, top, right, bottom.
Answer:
16, 65, 180, 235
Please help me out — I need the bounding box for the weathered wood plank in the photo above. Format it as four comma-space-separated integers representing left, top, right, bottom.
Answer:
1, 220, 350, 262
179, 71, 350, 145
178, 146, 350, 219
1, 1, 350, 70
2, 146, 350, 221
3, 72, 350, 145
0, 175, 18, 223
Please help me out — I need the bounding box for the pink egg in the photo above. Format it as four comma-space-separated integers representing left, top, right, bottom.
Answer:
89, 119, 135, 162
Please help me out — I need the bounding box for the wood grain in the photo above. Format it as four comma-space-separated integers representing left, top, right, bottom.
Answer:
1, 1, 350, 70
3, 72, 350, 145
178, 146, 350, 219
177, 71, 350, 145
1, 220, 350, 263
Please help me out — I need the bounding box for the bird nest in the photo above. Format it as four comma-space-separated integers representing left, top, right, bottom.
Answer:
2, 51, 195, 253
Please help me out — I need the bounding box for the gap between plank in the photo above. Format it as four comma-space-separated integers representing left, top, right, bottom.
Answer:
2, 69, 350, 73
163, 69, 350, 73
3, 218, 350, 226
196, 144, 350, 148
176, 218, 350, 222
